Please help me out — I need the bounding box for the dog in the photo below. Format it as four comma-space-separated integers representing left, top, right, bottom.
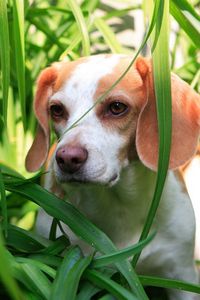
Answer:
25, 55, 200, 299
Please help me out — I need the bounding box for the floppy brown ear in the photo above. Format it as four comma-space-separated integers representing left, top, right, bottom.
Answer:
135, 57, 200, 171
25, 66, 58, 172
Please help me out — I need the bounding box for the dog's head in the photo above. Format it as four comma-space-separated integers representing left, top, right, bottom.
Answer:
25, 55, 200, 185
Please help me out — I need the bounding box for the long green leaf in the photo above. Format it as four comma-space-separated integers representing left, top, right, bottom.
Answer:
132, 0, 172, 266
94, 17, 125, 53
139, 275, 200, 294
0, 0, 10, 126
170, 1, 200, 48
15, 257, 56, 279
93, 232, 155, 268
84, 269, 138, 300
67, 0, 90, 56
41, 235, 69, 255
28, 253, 62, 268
13, 262, 51, 300
12, 0, 26, 128
172, 0, 200, 21
51, 247, 92, 300
6, 224, 51, 252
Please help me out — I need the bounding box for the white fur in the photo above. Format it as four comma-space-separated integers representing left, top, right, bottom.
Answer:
38, 55, 199, 300
184, 156, 200, 260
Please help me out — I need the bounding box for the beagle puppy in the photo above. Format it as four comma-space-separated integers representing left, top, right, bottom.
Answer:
26, 55, 200, 300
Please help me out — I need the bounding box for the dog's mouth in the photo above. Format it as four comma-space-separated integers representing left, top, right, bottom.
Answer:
55, 169, 119, 187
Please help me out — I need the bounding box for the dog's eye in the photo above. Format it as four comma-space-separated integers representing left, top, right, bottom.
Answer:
50, 104, 64, 119
109, 102, 128, 116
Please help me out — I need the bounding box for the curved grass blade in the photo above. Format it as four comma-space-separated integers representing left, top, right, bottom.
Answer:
51, 247, 92, 300
94, 17, 125, 53
15, 257, 56, 279
172, 0, 200, 22
67, 0, 90, 56
0, 0, 10, 126
132, 0, 172, 267
28, 253, 62, 268
12, 0, 26, 128
139, 275, 200, 294
103, 5, 141, 21
0, 233, 24, 300
93, 232, 155, 268
170, 1, 200, 48
6, 181, 148, 299
60, 17, 91, 59
6, 224, 51, 252
41, 235, 69, 255
13, 262, 51, 300
84, 269, 138, 300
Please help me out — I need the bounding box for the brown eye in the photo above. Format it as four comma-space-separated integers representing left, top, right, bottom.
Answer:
109, 101, 128, 116
50, 104, 64, 119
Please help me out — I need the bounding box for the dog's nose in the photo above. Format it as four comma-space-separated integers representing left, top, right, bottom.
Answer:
56, 146, 88, 173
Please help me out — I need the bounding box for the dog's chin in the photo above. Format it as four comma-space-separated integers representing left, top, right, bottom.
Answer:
55, 170, 120, 187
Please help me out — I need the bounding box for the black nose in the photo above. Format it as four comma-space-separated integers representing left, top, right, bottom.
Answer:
56, 146, 88, 173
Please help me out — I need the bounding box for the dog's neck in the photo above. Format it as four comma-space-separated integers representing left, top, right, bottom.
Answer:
62, 161, 157, 247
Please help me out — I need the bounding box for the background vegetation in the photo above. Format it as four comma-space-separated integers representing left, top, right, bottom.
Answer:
0, 0, 200, 299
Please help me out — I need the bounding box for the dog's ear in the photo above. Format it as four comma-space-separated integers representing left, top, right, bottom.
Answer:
25, 66, 58, 172
135, 56, 200, 171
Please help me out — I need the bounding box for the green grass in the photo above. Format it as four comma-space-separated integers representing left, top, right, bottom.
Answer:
0, 0, 200, 299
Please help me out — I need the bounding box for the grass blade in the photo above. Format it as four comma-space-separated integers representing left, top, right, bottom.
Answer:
12, 0, 26, 128
6, 224, 51, 252
0, 0, 10, 126
67, 0, 90, 56
15, 257, 56, 279
92, 232, 155, 268
172, 0, 200, 22
15, 262, 51, 300
28, 254, 62, 268
140, 275, 200, 294
132, 0, 172, 266
50, 247, 92, 300
84, 269, 138, 300
94, 17, 124, 53
170, 1, 200, 48
41, 235, 69, 255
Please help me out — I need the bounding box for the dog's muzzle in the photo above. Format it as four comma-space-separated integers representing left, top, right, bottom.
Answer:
56, 145, 88, 174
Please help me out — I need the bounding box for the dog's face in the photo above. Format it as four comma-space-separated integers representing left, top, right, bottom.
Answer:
49, 55, 145, 185
26, 55, 200, 184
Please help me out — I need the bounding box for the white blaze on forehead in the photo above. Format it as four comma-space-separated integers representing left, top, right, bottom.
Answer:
55, 55, 121, 121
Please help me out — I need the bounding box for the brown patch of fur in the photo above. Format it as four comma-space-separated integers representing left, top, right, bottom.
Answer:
53, 57, 87, 92
45, 143, 57, 170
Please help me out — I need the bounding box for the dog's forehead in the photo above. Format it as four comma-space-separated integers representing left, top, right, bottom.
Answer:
64, 55, 120, 98
54, 55, 125, 104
